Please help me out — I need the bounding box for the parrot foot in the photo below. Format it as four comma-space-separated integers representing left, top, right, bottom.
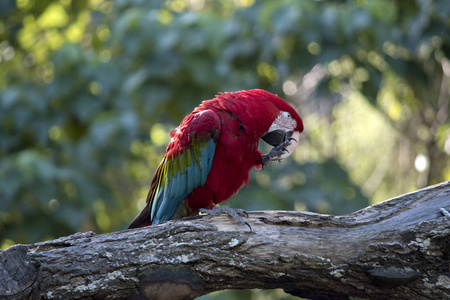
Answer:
261, 137, 296, 167
199, 206, 252, 232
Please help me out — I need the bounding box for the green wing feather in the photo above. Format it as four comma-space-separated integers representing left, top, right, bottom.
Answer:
148, 110, 220, 224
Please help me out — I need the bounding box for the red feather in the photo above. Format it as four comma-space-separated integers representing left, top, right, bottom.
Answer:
128, 89, 302, 228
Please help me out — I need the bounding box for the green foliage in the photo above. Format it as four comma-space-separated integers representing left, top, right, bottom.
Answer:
1, 0, 449, 297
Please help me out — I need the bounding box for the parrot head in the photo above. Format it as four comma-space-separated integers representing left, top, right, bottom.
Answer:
213, 89, 303, 161
260, 95, 303, 161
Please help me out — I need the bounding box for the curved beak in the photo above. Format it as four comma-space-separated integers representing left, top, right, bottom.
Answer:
261, 130, 299, 160
262, 130, 288, 147
280, 131, 299, 159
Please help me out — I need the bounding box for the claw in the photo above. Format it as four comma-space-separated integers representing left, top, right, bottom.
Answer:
199, 206, 252, 232
261, 138, 293, 166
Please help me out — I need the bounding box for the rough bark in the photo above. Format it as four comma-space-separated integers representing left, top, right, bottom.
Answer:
1, 181, 450, 300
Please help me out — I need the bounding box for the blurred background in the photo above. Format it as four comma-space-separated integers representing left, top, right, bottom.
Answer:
0, 0, 449, 298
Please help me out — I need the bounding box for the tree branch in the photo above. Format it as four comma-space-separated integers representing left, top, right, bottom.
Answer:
2, 181, 450, 300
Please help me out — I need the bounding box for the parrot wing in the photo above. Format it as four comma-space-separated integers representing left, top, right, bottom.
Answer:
128, 109, 220, 228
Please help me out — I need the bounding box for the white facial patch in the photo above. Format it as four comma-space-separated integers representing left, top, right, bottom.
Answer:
268, 111, 298, 132
278, 131, 299, 160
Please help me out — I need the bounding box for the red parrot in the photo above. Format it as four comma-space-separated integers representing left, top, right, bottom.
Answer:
128, 89, 303, 229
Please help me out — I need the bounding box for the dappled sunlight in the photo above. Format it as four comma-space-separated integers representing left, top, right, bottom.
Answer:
150, 123, 171, 147
333, 90, 399, 203
37, 3, 69, 29
1, 1, 449, 298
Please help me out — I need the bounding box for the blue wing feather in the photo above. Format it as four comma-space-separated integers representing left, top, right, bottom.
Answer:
152, 140, 216, 223
186, 156, 194, 193
149, 110, 220, 224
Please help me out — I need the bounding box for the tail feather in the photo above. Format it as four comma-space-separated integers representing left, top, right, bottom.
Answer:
127, 204, 152, 229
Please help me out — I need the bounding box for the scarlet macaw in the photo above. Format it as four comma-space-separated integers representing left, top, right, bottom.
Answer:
128, 89, 303, 229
